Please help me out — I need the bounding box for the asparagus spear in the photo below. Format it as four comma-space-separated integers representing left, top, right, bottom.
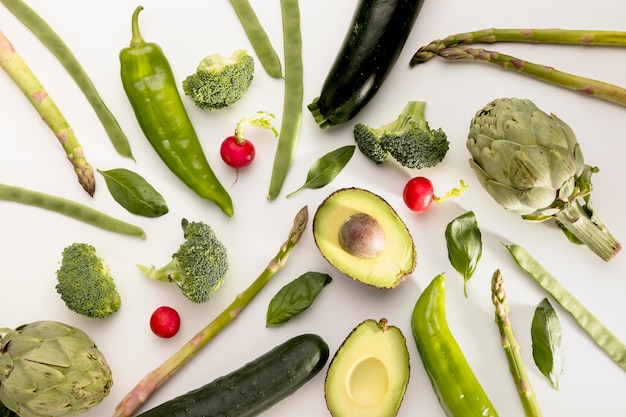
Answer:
430, 46, 626, 107
0, 30, 95, 196
411, 28, 626, 64
0, 0, 134, 159
491, 269, 543, 417
112, 206, 309, 417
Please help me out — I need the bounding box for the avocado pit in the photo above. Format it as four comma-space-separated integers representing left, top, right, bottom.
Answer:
338, 213, 385, 259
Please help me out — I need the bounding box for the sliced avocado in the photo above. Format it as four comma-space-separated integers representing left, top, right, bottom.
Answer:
325, 318, 410, 417
313, 188, 416, 288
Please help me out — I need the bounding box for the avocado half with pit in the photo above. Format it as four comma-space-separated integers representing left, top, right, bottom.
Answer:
313, 188, 416, 289
325, 318, 410, 417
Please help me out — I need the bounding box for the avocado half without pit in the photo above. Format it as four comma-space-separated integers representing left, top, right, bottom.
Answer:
313, 188, 416, 289
325, 318, 410, 417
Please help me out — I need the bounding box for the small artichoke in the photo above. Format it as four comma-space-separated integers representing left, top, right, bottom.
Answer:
0, 321, 113, 417
467, 97, 620, 261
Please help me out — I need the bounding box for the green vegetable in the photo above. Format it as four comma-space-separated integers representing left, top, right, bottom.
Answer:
138, 219, 229, 304
531, 298, 564, 391
445, 210, 482, 296
287, 145, 355, 197
491, 269, 543, 417
411, 273, 499, 417
55, 243, 121, 319
411, 28, 626, 107
0, 403, 17, 417
266, 271, 332, 326
98, 168, 168, 218
135, 333, 328, 417
325, 318, 410, 416
0, 0, 133, 159
0, 30, 95, 196
353, 101, 449, 169
468, 98, 621, 261
0, 321, 113, 417
267, 0, 304, 199
119, 6, 233, 216
113, 206, 308, 417
0, 182, 145, 238
505, 243, 626, 372
308, 0, 425, 128
182, 49, 254, 110
228, 0, 283, 78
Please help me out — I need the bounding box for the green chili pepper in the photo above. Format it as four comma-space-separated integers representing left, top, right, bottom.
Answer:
411, 273, 499, 417
119, 6, 233, 216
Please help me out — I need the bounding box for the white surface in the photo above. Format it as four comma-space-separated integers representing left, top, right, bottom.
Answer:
1, 1, 625, 416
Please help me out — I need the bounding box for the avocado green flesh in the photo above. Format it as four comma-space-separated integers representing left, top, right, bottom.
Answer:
313, 188, 416, 288
325, 319, 410, 417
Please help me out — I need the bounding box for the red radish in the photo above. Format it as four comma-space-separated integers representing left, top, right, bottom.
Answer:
220, 136, 255, 169
220, 111, 279, 178
150, 306, 181, 338
403, 176, 435, 212
403, 177, 468, 213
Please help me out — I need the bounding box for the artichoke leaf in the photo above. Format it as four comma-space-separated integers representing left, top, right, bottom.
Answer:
23, 360, 67, 390
23, 388, 73, 416
470, 160, 558, 215
21, 340, 71, 369
3, 336, 41, 359
0, 361, 38, 403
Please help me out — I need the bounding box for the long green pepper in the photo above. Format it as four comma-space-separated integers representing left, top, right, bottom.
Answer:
411, 273, 499, 417
119, 6, 233, 216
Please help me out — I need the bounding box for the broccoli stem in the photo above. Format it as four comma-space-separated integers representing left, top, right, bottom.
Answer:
112, 206, 308, 417
411, 28, 626, 64
0, 30, 96, 196
432, 46, 626, 107
491, 269, 543, 417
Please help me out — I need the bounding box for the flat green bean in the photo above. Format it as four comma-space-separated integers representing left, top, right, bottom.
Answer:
228, 0, 283, 78
267, 0, 303, 199
505, 243, 626, 371
0, 183, 145, 238
0, 0, 134, 159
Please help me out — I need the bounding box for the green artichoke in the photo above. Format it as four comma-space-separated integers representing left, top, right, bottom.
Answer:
0, 321, 113, 417
467, 97, 621, 261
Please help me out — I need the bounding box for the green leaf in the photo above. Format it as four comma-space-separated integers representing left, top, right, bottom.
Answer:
266, 271, 332, 326
286, 145, 355, 197
445, 210, 482, 296
531, 298, 564, 390
98, 168, 168, 217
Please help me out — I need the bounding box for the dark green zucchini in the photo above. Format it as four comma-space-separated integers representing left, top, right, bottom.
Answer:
307, 0, 425, 129
136, 333, 329, 417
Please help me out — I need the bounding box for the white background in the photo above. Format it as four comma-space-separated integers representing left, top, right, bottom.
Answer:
1, 1, 626, 416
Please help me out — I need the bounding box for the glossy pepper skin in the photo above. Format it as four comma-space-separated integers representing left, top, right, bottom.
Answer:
411, 274, 499, 417
119, 6, 233, 216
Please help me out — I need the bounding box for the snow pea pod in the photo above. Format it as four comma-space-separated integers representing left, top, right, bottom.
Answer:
411, 273, 499, 417
119, 6, 233, 216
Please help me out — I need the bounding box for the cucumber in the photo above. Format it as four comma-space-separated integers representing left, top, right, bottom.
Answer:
307, 0, 425, 129
136, 333, 329, 417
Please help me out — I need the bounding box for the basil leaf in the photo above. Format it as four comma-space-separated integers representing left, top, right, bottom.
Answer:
286, 145, 355, 197
98, 168, 168, 217
445, 210, 482, 296
531, 298, 564, 390
266, 271, 332, 326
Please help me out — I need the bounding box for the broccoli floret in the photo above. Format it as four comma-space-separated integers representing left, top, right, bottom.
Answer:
55, 243, 121, 319
182, 49, 254, 110
353, 101, 450, 169
138, 219, 229, 303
